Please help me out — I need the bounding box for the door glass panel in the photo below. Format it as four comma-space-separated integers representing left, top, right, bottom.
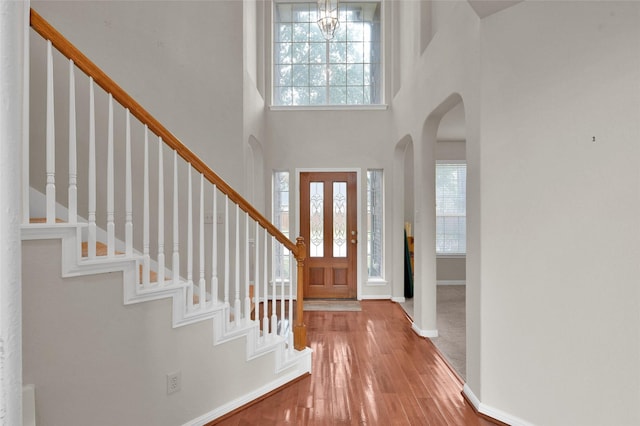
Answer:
310, 182, 324, 257
333, 182, 347, 258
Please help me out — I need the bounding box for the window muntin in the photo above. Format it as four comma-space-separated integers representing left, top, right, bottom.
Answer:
333, 182, 347, 258
436, 163, 466, 255
367, 169, 383, 278
273, 1, 382, 106
309, 181, 324, 257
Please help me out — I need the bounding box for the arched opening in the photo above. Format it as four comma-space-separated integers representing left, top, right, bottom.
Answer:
392, 135, 414, 302
412, 94, 469, 382
432, 100, 467, 379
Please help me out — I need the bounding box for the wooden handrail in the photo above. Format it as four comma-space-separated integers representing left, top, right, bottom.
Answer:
30, 8, 306, 349
29, 8, 298, 256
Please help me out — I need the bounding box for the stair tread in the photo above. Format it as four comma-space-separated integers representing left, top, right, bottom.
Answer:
80, 241, 173, 284
29, 217, 65, 223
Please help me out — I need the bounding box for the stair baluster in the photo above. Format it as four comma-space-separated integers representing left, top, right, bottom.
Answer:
199, 173, 206, 309
157, 137, 165, 284
254, 221, 260, 331
224, 195, 230, 324
234, 203, 241, 325
68, 59, 77, 225
125, 110, 133, 257
187, 165, 194, 310
211, 184, 218, 303
46, 40, 55, 224
244, 211, 251, 322
142, 126, 150, 286
107, 94, 115, 257
262, 227, 269, 337
288, 252, 294, 352
271, 236, 277, 339
87, 78, 96, 259
172, 149, 180, 285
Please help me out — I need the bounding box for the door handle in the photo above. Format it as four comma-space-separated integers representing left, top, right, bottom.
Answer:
351, 239, 357, 244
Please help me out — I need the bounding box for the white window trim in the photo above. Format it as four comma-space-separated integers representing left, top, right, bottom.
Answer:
270, 0, 386, 108
436, 160, 467, 256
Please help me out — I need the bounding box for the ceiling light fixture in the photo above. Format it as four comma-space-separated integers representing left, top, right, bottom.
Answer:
317, 0, 339, 40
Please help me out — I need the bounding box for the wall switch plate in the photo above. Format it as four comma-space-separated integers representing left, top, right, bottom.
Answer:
167, 371, 181, 395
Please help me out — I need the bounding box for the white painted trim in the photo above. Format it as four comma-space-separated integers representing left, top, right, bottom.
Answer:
463, 384, 535, 426
270, 104, 388, 112
23, 385, 35, 426
436, 254, 466, 259
366, 278, 388, 287
411, 322, 438, 338
437, 280, 466, 286
462, 384, 480, 410
183, 350, 312, 426
1, 4, 26, 422
29, 187, 175, 279
358, 294, 391, 300
391, 296, 405, 303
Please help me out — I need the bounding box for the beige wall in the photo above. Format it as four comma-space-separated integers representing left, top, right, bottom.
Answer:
478, 2, 640, 424
436, 257, 466, 282
22, 239, 294, 426
392, 0, 640, 424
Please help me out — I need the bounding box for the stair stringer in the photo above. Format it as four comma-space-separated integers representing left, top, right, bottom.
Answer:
21, 223, 312, 419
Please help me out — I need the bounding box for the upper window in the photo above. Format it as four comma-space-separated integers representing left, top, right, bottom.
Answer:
273, 1, 382, 106
436, 163, 466, 255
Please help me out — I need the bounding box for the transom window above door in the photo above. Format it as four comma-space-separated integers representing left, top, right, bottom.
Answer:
273, 1, 382, 106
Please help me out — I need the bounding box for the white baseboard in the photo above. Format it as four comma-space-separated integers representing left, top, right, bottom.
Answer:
184, 355, 312, 425
391, 296, 406, 303
358, 294, 392, 300
23, 384, 36, 426
463, 384, 534, 426
437, 280, 466, 286
411, 322, 438, 338
462, 384, 481, 410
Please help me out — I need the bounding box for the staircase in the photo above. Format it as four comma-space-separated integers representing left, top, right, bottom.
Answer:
22, 9, 310, 425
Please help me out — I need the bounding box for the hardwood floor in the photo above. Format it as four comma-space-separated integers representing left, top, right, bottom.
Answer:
213, 300, 497, 426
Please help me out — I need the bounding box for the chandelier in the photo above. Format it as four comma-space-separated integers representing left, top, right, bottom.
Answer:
317, 0, 339, 40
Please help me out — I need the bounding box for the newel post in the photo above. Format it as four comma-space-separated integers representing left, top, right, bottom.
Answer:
294, 236, 307, 350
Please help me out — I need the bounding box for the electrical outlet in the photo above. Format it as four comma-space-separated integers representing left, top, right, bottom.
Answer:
203, 211, 224, 225
167, 371, 181, 395
204, 211, 214, 224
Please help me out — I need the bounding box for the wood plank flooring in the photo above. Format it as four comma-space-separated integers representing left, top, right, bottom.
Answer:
213, 300, 497, 426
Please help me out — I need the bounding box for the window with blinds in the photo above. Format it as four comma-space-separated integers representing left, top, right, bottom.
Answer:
436, 163, 466, 254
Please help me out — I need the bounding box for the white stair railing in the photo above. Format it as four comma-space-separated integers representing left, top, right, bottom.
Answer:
28, 8, 307, 350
